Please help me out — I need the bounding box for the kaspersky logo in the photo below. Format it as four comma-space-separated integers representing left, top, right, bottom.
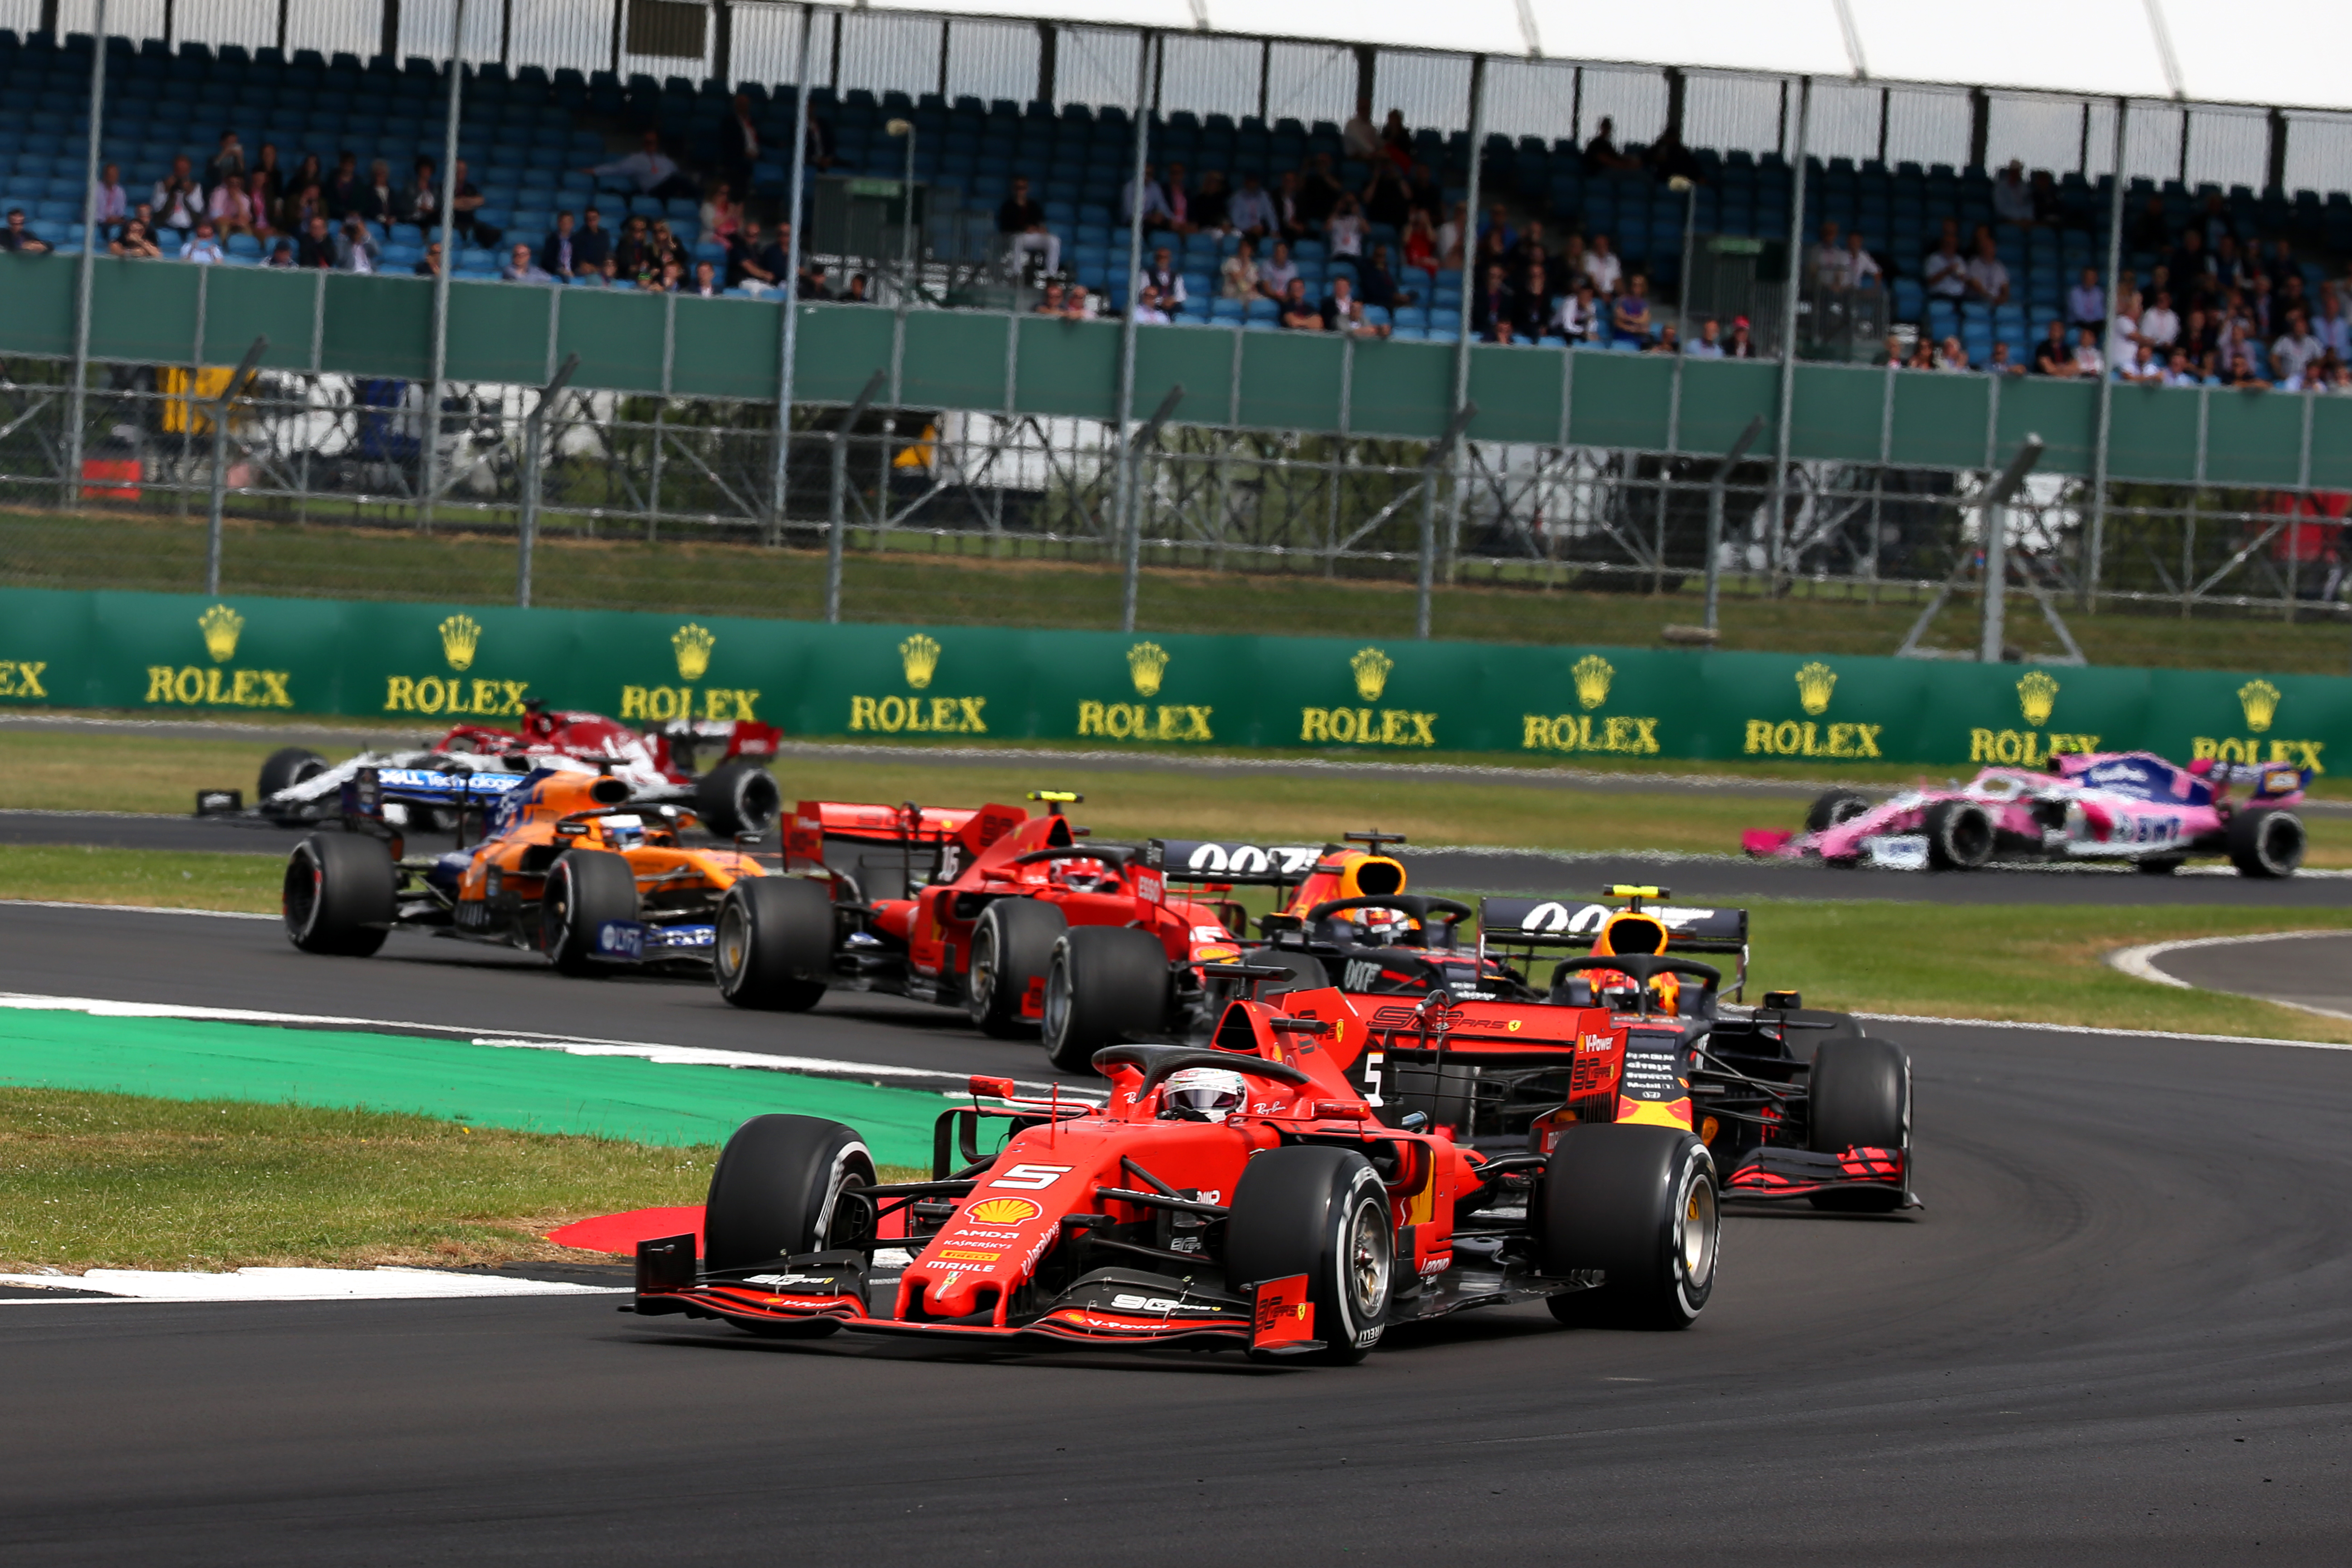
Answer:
146, 603, 293, 709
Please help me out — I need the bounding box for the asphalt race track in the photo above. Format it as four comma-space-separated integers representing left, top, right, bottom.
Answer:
5, 904, 2352, 1562
2149, 931, 2352, 1017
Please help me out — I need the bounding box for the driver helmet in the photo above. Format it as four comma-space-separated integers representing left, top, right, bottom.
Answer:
1161, 1067, 1246, 1121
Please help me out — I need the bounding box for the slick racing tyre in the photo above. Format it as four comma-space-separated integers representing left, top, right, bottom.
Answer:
1539, 1124, 1717, 1330
695, 759, 783, 839
2227, 807, 2304, 879
1806, 1036, 1911, 1214
714, 875, 833, 1011
1225, 1146, 1394, 1365
283, 832, 395, 956
1923, 799, 1996, 870
257, 746, 328, 823
704, 1114, 877, 1271
541, 849, 639, 975
965, 898, 1067, 1039
1804, 788, 1872, 833
1041, 926, 1172, 1074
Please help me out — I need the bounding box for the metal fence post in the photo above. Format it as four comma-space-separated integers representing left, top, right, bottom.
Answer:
1704, 415, 1767, 633
514, 352, 580, 609
1122, 384, 1185, 631
419, 0, 467, 533
767, 4, 816, 542
63, 0, 109, 509
827, 369, 887, 622
1767, 75, 1810, 589
1112, 31, 1154, 624
1977, 436, 2044, 661
1417, 402, 1480, 639
203, 336, 269, 596
1441, 55, 1487, 590
2085, 97, 2129, 614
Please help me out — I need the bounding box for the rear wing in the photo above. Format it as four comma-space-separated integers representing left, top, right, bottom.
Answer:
1142, 839, 1329, 886
350, 766, 528, 817
1477, 896, 1749, 952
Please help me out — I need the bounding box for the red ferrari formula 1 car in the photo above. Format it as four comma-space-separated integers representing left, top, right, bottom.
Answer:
629, 967, 1727, 1359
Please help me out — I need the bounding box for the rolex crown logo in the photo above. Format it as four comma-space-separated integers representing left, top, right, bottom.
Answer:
198, 604, 244, 664
1127, 640, 1169, 698
438, 613, 482, 672
2238, 679, 2282, 734
1795, 661, 1837, 716
900, 633, 942, 690
2016, 670, 2061, 729
1571, 654, 1615, 711
1350, 647, 1394, 703
672, 622, 716, 682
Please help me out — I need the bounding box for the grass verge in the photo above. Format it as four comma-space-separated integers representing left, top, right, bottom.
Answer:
0, 844, 286, 911
0, 1088, 924, 1274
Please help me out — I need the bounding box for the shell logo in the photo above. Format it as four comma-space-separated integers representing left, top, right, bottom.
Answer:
965, 1197, 1042, 1225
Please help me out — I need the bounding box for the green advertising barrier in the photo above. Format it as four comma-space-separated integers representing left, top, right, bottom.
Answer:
0, 586, 2337, 775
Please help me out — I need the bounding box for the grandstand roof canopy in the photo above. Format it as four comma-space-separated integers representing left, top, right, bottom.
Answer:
849, 0, 2352, 114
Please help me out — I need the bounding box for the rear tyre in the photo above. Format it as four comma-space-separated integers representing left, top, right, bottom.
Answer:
713, 875, 833, 1011
703, 1113, 877, 1270
1040, 925, 1172, 1073
540, 849, 639, 975
1923, 799, 1995, 870
282, 833, 395, 956
2227, 808, 2304, 879
1539, 1124, 1718, 1330
1804, 788, 1872, 833
1224, 1146, 1393, 1365
696, 759, 783, 839
965, 898, 1067, 1039
258, 746, 328, 822
1805, 1036, 1910, 1213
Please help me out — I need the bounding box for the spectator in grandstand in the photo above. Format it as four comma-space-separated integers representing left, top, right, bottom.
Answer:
265, 238, 296, 268
1139, 245, 1184, 310
1228, 173, 1276, 241
1612, 274, 1654, 347
1278, 276, 1322, 330
1191, 171, 1231, 235
718, 93, 762, 198
2275, 309, 2326, 386
205, 131, 247, 195
1507, 221, 1549, 290
1479, 202, 1516, 254
1276, 171, 1310, 243
1992, 160, 2034, 227
1327, 194, 1368, 260
2222, 349, 2264, 388
585, 130, 699, 202
296, 214, 338, 270
1407, 163, 1443, 223
2314, 284, 2350, 361
1161, 163, 1193, 232
1988, 342, 2024, 376
1436, 201, 1468, 272
413, 240, 441, 278
1357, 245, 1416, 312
181, 220, 224, 265
1362, 161, 1411, 230
2276, 272, 2311, 338
1726, 316, 1757, 358
1963, 229, 2010, 306
689, 260, 722, 298
2068, 267, 2105, 330
1583, 116, 1638, 173
1258, 240, 1299, 303
323, 152, 362, 220
1131, 281, 1172, 325
1906, 336, 1937, 371
1512, 261, 1554, 341
91, 163, 127, 240
1472, 262, 1514, 342
2107, 284, 2144, 369
1845, 232, 1882, 289
540, 211, 582, 280
450, 161, 501, 248
505, 242, 553, 283
206, 173, 258, 239
153, 157, 202, 237
1648, 323, 1682, 355
1062, 282, 1097, 319
799, 101, 837, 173
575, 207, 612, 274
998, 176, 1059, 278
1924, 230, 1967, 302
334, 215, 379, 273
1402, 211, 1439, 279
1555, 279, 1602, 344
700, 181, 741, 244
725, 220, 779, 292
2034, 320, 2077, 377
1582, 232, 1622, 296
1382, 110, 1415, 170
2169, 227, 2214, 303
2139, 289, 2180, 352
613, 215, 652, 281
109, 218, 160, 260
250, 145, 284, 219
1808, 220, 1849, 293
1298, 155, 1344, 230
1120, 162, 1172, 228
355, 160, 404, 230
1220, 237, 1261, 301
2123, 343, 2165, 383
1645, 128, 1703, 186
1686, 317, 1726, 358
1344, 97, 1381, 163
403, 157, 440, 233
1034, 280, 1067, 315
650, 256, 686, 294
2030, 168, 2062, 226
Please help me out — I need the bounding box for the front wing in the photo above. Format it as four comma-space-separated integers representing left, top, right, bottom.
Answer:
1724, 1144, 1917, 1205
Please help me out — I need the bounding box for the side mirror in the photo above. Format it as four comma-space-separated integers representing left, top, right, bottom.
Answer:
1762, 990, 1801, 1011
967, 1075, 1018, 1100
1399, 1111, 1430, 1132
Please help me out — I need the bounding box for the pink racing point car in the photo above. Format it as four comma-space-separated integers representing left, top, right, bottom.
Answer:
1742, 752, 2309, 877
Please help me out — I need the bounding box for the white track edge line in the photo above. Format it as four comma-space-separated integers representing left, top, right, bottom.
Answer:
0, 898, 277, 919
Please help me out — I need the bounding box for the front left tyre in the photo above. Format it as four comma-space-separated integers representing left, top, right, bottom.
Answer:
283, 832, 395, 956
1805, 1035, 1911, 1214
703, 1113, 877, 1271
965, 898, 1067, 1038
714, 875, 833, 1011
696, 760, 783, 839
1224, 1145, 1394, 1364
257, 746, 328, 824
1039, 925, 1171, 1073
2227, 807, 2304, 879
1539, 1124, 1718, 1330
540, 849, 639, 975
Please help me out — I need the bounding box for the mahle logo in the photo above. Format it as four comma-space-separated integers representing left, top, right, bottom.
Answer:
2238, 680, 2281, 733
198, 604, 244, 663
438, 613, 481, 671
2017, 671, 2060, 729
672, 623, 715, 682
1571, 654, 1614, 710
1351, 646, 1393, 702
901, 633, 942, 689
1795, 661, 1837, 716
1127, 640, 1169, 697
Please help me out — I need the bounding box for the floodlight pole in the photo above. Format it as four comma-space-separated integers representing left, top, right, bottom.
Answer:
1977, 434, 2045, 663
2085, 97, 2128, 614
827, 368, 888, 623
514, 352, 580, 609
63, 0, 108, 508
204, 336, 270, 596
420, 0, 467, 533
1440, 54, 1487, 592
1120, 382, 1185, 632
1766, 75, 1810, 590
767, 5, 816, 543
1417, 402, 1480, 640
1703, 414, 1768, 633
1110, 32, 1154, 618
